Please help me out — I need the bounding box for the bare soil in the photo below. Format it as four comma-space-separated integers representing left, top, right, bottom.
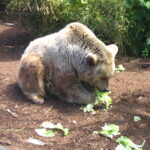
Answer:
0, 18, 150, 150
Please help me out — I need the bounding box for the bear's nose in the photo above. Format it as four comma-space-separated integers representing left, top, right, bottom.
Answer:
104, 88, 110, 92
100, 88, 110, 92
96, 86, 110, 92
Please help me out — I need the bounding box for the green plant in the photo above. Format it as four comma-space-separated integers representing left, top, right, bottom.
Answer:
124, 0, 150, 58
142, 48, 149, 59
7, 0, 66, 35
7, 0, 150, 57
7, 0, 129, 54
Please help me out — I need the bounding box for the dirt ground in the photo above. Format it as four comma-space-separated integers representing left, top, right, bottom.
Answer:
0, 18, 150, 150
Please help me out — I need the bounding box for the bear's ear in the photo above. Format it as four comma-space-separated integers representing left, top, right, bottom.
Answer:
86, 53, 100, 66
106, 44, 118, 58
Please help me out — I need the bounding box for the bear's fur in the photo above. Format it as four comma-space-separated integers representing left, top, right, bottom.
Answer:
18, 22, 118, 104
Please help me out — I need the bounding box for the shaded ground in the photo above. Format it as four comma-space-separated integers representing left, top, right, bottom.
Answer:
0, 18, 150, 150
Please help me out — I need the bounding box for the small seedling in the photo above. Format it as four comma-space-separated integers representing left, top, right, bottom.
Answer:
115, 64, 126, 72
116, 136, 145, 150
93, 124, 120, 139
80, 91, 112, 113
134, 116, 141, 122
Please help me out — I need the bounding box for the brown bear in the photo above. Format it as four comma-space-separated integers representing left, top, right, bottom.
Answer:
18, 22, 118, 104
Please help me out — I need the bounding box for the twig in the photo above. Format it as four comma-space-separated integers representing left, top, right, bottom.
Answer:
45, 106, 53, 114
5, 109, 18, 117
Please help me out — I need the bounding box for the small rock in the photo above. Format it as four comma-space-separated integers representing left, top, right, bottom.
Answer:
72, 120, 77, 124
4, 23, 15, 26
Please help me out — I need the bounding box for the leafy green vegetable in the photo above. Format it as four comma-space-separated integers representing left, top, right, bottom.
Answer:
116, 136, 145, 150
35, 128, 55, 137
134, 116, 141, 122
80, 91, 112, 113
115, 64, 126, 72
41, 121, 70, 136
94, 91, 112, 110
93, 124, 120, 139
80, 104, 95, 113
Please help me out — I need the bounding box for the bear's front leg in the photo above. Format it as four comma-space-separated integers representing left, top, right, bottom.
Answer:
66, 84, 95, 104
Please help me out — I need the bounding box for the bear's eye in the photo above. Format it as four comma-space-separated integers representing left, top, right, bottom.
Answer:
87, 60, 95, 66
100, 76, 111, 81
101, 77, 108, 81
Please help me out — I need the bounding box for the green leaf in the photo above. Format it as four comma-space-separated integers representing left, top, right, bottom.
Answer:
41, 121, 57, 129
134, 116, 141, 122
115, 64, 126, 72
80, 91, 112, 113
81, 0, 88, 4
133, 9, 144, 21
94, 91, 112, 110
116, 144, 131, 150
94, 124, 120, 139
147, 38, 150, 45
41, 121, 70, 136
80, 104, 95, 113
138, 0, 146, 7
62, 128, 70, 136
80, 91, 112, 114
145, 1, 150, 9
35, 128, 55, 137
116, 136, 145, 150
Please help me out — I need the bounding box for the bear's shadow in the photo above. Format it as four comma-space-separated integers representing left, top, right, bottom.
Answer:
5, 82, 81, 115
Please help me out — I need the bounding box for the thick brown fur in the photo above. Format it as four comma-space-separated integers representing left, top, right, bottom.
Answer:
18, 54, 45, 104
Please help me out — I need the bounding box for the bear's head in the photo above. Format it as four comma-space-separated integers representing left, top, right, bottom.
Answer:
81, 44, 118, 92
